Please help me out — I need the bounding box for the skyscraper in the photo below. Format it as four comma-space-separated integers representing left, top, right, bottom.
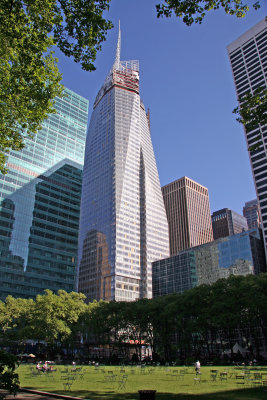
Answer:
0, 88, 89, 300
162, 176, 213, 255
77, 27, 169, 302
243, 199, 261, 229
227, 18, 267, 256
211, 208, 248, 240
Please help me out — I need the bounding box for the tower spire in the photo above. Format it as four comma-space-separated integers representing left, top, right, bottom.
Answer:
113, 21, 121, 70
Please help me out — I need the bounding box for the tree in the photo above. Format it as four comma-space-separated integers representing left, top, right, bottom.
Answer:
27, 290, 87, 344
233, 86, 267, 152
0, 296, 34, 342
156, 0, 261, 26
0, 0, 112, 174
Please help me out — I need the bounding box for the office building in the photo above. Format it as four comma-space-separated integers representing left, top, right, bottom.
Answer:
243, 199, 261, 229
77, 27, 169, 302
212, 208, 248, 240
162, 176, 213, 255
227, 19, 267, 256
0, 88, 89, 300
152, 228, 266, 297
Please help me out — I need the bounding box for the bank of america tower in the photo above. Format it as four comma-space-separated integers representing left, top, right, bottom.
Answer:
77, 27, 169, 302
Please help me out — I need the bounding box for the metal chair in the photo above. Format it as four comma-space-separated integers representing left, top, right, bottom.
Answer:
117, 374, 128, 390
235, 375, 245, 384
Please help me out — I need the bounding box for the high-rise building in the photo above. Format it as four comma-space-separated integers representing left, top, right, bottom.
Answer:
0, 88, 89, 300
162, 176, 213, 255
243, 199, 261, 229
77, 27, 169, 302
227, 18, 267, 256
212, 208, 248, 240
152, 228, 266, 298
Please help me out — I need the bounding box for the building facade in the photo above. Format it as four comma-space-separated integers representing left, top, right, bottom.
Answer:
0, 88, 89, 300
227, 18, 267, 256
243, 199, 261, 229
77, 28, 169, 302
212, 208, 248, 240
162, 176, 213, 255
152, 228, 266, 298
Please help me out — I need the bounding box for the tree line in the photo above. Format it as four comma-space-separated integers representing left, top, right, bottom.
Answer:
0, 273, 267, 363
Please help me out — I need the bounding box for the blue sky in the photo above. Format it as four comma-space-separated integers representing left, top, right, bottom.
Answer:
55, 1, 267, 215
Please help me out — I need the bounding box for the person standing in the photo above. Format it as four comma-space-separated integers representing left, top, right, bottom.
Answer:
195, 360, 201, 373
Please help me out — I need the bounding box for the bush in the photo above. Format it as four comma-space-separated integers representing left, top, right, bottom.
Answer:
0, 351, 19, 398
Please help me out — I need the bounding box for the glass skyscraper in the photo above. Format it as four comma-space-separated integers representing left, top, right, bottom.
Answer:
153, 228, 266, 298
0, 88, 89, 300
227, 19, 267, 257
77, 27, 169, 302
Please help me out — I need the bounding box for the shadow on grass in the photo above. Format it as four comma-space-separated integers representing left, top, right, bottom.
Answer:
48, 387, 267, 400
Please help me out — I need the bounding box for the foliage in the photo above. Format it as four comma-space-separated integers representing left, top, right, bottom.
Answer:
0, 0, 112, 174
0, 297, 34, 340
0, 290, 87, 345
80, 274, 267, 362
27, 290, 87, 344
233, 86, 267, 152
0, 350, 19, 397
156, 0, 261, 25
1, 274, 267, 361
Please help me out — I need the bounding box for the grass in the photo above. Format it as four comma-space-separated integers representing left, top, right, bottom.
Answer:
17, 364, 267, 400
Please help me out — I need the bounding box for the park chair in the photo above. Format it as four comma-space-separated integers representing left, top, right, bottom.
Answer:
105, 371, 117, 383
210, 370, 218, 382
77, 370, 85, 380
251, 373, 262, 386
235, 375, 245, 384
165, 368, 171, 376
117, 374, 128, 390
62, 376, 75, 391
172, 370, 179, 380
225, 368, 234, 379
178, 370, 185, 381
219, 372, 228, 382
60, 367, 69, 374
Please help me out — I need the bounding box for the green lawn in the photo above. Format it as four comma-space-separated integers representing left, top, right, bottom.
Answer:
17, 364, 267, 400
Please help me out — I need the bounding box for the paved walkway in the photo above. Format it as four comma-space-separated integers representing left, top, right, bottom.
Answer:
3, 390, 85, 400
5, 393, 57, 400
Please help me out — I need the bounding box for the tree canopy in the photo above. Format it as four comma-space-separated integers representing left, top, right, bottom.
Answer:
0, 0, 112, 174
1, 274, 267, 362
156, 0, 261, 25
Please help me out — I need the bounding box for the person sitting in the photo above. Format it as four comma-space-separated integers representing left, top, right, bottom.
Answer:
42, 362, 48, 372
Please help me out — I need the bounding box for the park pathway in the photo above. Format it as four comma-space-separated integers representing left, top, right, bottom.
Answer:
3, 390, 84, 400
5, 393, 57, 400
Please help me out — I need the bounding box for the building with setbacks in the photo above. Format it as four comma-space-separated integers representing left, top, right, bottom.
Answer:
77, 26, 169, 302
